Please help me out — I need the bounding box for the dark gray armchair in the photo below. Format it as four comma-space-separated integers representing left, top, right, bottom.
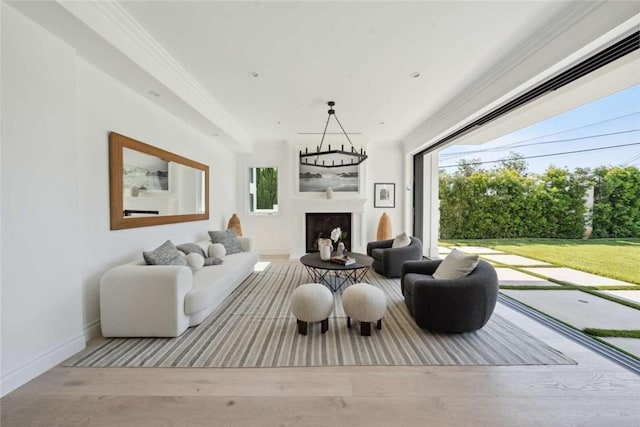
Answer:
401, 259, 498, 333
366, 237, 423, 278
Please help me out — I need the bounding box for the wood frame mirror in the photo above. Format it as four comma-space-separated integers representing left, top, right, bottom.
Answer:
109, 132, 209, 230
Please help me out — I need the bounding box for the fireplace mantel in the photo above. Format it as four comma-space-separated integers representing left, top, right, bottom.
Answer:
289, 197, 367, 259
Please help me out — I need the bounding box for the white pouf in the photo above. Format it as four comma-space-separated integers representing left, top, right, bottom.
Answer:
290, 283, 334, 335
342, 283, 387, 336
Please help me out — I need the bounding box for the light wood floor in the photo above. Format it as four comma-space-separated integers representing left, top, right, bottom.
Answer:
2, 260, 639, 426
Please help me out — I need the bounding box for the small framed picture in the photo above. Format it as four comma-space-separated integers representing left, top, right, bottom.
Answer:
374, 183, 395, 208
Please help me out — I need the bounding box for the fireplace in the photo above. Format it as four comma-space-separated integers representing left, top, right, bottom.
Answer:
305, 213, 352, 253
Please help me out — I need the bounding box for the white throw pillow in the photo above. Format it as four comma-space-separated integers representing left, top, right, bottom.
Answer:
391, 232, 411, 248
186, 253, 205, 272
209, 243, 226, 259
433, 249, 479, 280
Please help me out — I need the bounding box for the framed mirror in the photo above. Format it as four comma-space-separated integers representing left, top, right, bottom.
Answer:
109, 132, 209, 230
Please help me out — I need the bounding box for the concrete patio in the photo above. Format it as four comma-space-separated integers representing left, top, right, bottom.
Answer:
448, 246, 640, 359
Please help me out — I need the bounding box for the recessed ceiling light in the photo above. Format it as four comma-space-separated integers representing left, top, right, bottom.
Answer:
380, 121, 385, 125
277, 121, 282, 125
250, 71, 259, 78
148, 90, 160, 97
409, 72, 420, 79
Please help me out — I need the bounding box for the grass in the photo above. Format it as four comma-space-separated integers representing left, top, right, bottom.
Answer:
583, 328, 640, 339
440, 238, 640, 285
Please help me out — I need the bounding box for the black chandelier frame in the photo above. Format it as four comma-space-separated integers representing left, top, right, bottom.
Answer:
299, 101, 368, 168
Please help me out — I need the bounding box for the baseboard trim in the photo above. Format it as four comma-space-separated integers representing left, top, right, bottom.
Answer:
1, 333, 86, 397
498, 293, 640, 375
83, 319, 102, 342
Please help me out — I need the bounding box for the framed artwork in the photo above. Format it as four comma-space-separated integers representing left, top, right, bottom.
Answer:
299, 164, 359, 192
374, 183, 395, 208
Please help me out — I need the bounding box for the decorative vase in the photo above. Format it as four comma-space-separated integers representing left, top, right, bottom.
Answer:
377, 212, 392, 240
326, 187, 333, 199
337, 242, 345, 256
227, 213, 243, 236
320, 243, 332, 261
130, 185, 139, 197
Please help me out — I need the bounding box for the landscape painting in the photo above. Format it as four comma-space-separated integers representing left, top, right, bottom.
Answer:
299, 164, 359, 192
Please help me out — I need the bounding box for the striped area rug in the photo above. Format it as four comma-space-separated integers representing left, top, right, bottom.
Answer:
64, 263, 574, 367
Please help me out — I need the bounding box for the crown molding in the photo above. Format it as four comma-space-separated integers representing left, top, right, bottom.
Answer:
57, 0, 254, 153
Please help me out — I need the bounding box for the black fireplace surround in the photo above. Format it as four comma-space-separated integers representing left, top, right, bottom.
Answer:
305, 213, 352, 253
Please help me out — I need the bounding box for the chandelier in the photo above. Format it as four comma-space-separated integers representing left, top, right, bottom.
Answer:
299, 101, 368, 168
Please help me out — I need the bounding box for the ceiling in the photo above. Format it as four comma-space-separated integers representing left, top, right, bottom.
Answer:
7, 1, 640, 153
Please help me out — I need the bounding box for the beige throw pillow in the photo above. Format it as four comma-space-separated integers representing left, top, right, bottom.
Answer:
433, 249, 479, 280
391, 232, 411, 248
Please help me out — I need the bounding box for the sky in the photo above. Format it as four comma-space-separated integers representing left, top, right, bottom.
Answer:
439, 83, 640, 175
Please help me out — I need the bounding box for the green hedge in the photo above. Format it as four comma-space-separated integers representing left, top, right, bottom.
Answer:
438, 156, 639, 239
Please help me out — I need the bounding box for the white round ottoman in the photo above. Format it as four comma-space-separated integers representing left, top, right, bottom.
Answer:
290, 283, 334, 335
342, 283, 387, 336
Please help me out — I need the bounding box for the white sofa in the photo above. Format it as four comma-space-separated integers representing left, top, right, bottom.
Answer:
100, 237, 258, 337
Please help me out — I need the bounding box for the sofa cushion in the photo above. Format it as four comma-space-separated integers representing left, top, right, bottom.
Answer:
204, 257, 223, 266
392, 232, 411, 248
209, 229, 242, 255
143, 240, 188, 267
433, 249, 479, 280
209, 243, 227, 258
186, 253, 205, 272
177, 243, 206, 258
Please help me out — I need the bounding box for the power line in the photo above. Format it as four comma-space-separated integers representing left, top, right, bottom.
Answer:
622, 153, 640, 166
493, 111, 640, 148
440, 129, 639, 158
439, 142, 640, 169
441, 111, 640, 159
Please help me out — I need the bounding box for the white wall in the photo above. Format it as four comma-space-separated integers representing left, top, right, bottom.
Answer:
238, 142, 405, 255
76, 59, 237, 340
1, 4, 84, 395
1, 4, 238, 396
364, 143, 405, 241
237, 141, 290, 255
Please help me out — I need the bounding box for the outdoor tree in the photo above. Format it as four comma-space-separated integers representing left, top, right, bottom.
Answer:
256, 167, 278, 210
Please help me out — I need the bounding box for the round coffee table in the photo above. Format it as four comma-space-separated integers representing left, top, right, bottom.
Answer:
299, 252, 373, 292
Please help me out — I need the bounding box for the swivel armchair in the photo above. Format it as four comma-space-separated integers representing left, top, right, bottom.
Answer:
366, 236, 423, 278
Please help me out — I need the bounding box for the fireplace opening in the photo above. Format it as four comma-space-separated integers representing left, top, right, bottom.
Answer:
305, 213, 352, 253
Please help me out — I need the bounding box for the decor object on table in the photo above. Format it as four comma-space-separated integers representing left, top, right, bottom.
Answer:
342, 283, 387, 336
366, 235, 423, 278
326, 187, 334, 199
130, 185, 139, 197
374, 183, 395, 208
376, 212, 392, 240
331, 227, 346, 256
319, 239, 333, 261
401, 258, 498, 333
299, 101, 367, 168
227, 213, 243, 236
290, 283, 334, 335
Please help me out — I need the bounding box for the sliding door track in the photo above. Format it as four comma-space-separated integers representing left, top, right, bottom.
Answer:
498, 293, 640, 375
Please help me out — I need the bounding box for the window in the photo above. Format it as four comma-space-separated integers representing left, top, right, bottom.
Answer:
249, 167, 278, 213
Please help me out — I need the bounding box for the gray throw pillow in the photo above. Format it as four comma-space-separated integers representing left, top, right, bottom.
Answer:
208, 229, 242, 255
204, 257, 223, 266
176, 243, 206, 258
143, 240, 188, 267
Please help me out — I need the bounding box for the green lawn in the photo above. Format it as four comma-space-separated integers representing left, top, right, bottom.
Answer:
439, 238, 640, 285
